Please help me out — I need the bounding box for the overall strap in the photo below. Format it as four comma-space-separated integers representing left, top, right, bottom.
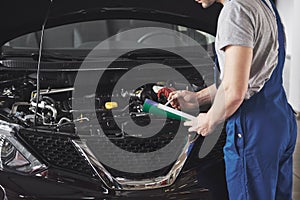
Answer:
261, 0, 285, 71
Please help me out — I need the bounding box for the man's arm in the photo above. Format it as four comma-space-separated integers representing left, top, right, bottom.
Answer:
196, 84, 217, 105
184, 45, 253, 135
168, 84, 217, 110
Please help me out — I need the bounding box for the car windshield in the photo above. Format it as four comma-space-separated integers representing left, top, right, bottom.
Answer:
3, 19, 215, 54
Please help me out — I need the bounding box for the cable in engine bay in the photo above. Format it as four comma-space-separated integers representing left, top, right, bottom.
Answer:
34, 0, 53, 126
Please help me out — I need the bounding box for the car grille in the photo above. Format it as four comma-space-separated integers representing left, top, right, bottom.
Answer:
15, 126, 225, 181
102, 127, 177, 154
16, 129, 97, 177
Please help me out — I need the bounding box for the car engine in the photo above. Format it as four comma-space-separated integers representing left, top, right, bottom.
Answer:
0, 62, 206, 135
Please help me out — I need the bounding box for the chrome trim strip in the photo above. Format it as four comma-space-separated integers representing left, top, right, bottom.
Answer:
0, 185, 8, 200
72, 133, 197, 190
71, 140, 121, 190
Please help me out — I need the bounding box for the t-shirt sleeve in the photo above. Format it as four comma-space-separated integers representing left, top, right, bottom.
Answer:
217, 2, 255, 51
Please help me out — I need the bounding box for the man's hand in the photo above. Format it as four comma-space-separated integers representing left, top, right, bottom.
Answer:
167, 85, 216, 110
167, 90, 199, 110
183, 113, 215, 136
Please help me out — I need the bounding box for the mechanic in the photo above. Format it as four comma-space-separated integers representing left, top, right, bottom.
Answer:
167, 0, 297, 199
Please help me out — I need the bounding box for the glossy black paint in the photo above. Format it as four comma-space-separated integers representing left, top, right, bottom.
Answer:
0, 160, 227, 200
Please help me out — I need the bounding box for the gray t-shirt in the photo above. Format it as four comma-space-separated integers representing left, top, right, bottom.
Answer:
215, 0, 279, 99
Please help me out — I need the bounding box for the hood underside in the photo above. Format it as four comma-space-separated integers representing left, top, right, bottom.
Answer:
1, 0, 222, 46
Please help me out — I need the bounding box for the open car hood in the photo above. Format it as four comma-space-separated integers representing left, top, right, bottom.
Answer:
0, 0, 228, 196
0, 0, 222, 46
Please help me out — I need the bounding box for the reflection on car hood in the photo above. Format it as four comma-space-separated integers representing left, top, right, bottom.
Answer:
0, 0, 222, 46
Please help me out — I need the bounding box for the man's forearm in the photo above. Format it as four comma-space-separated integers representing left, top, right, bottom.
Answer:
206, 82, 245, 127
196, 84, 217, 106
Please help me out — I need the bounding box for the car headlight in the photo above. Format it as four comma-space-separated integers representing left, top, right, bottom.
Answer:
0, 120, 47, 174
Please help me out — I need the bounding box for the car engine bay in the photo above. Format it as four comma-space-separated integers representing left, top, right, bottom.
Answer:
0, 56, 207, 148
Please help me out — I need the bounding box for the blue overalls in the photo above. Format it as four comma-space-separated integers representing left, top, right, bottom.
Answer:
222, 0, 298, 199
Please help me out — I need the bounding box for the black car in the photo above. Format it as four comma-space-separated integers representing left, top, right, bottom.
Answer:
0, 0, 227, 199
